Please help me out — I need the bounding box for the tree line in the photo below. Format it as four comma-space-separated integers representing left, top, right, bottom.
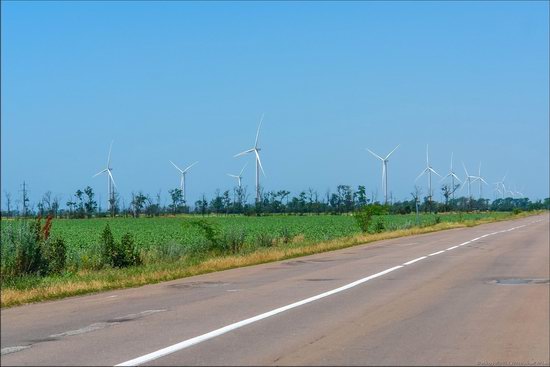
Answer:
2, 183, 548, 219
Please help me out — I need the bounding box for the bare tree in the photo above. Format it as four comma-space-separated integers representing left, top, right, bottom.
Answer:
3, 191, 12, 218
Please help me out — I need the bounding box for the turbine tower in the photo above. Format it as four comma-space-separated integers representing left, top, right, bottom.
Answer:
476, 162, 488, 199
93, 141, 117, 214
169, 160, 198, 204
415, 144, 441, 202
366, 145, 399, 204
235, 114, 265, 203
440, 152, 462, 200
461, 162, 479, 199
227, 163, 248, 188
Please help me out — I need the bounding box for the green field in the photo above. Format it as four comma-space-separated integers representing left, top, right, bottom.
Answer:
1, 212, 514, 274
32, 212, 509, 269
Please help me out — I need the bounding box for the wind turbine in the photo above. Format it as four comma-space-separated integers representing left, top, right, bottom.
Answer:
93, 140, 117, 214
476, 162, 489, 199
169, 160, 198, 204
415, 144, 441, 202
461, 162, 479, 199
235, 114, 265, 203
493, 172, 507, 199
366, 145, 399, 204
227, 163, 248, 188
440, 152, 462, 200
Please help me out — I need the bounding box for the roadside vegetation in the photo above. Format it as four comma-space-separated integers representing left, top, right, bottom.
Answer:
1, 209, 544, 308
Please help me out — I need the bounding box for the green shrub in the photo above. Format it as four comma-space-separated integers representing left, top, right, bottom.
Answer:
100, 224, 141, 268
255, 232, 275, 248
280, 227, 294, 244
353, 204, 389, 233
222, 229, 246, 254
373, 218, 385, 233
44, 237, 67, 274
0, 217, 67, 277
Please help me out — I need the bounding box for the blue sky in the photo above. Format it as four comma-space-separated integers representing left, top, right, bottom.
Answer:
2, 1, 549, 208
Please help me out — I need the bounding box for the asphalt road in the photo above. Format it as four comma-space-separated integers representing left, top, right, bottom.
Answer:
2, 214, 549, 366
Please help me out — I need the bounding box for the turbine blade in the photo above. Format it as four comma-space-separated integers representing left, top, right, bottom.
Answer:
254, 113, 264, 148
426, 144, 429, 165
451, 173, 462, 183
255, 150, 266, 177
440, 172, 451, 182
366, 148, 384, 161
385, 144, 400, 160
415, 168, 428, 182
108, 170, 117, 189
429, 167, 442, 177
234, 148, 255, 158
93, 168, 108, 178
107, 140, 113, 167
183, 161, 199, 173
239, 162, 248, 175
462, 162, 469, 177
169, 160, 184, 173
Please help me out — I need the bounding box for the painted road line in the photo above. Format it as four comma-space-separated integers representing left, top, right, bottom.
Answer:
116, 265, 404, 366
428, 250, 445, 256
403, 256, 427, 265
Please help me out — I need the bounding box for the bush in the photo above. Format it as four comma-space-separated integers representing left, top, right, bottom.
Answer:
255, 232, 275, 248
353, 204, 389, 233
0, 217, 67, 278
279, 227, 294, 244
44, 237, 67, 274
373, 218, 385, 233
222, 229, 246, 254
100, 224, 141, 268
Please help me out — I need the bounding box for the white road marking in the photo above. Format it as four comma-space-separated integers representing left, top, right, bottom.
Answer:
403, 256, 427, 265
116, 219, 540, 366
116, 266, 403, 366
428, 250, 445, 256
1, 346, 31, 355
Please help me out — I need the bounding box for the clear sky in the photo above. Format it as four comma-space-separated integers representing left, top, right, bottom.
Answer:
2, 1, 549, 209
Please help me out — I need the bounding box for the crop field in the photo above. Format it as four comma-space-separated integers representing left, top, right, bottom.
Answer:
1, 212, 507, 269
1, 211, 515, 275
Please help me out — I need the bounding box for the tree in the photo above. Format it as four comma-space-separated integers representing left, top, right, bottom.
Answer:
354, 185, 368, 208
4, 191, 12, 218
75, 189, 85, 218
130, 191, 147, 217
84, 186, 97, 218
168, 188, 184, 214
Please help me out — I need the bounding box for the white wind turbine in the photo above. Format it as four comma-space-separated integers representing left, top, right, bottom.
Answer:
415, 144, 441, 201
461, 162, 479, 199
366, 145, 399, 204
235, 114, 265, 203
440, 152, 462, 200
93, 140, 117, 213
227, 163, 248, 188
476, 162, 489, 199
493, 172, 507, 199
169, 160, 198, 204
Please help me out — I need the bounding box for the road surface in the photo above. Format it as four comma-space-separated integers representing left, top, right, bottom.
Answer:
2, 214, 549, 366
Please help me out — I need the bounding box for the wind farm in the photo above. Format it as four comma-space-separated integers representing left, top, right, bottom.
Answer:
2, 3, 548, 367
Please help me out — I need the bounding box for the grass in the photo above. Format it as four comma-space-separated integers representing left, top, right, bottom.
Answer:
1, 210, 542, 308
